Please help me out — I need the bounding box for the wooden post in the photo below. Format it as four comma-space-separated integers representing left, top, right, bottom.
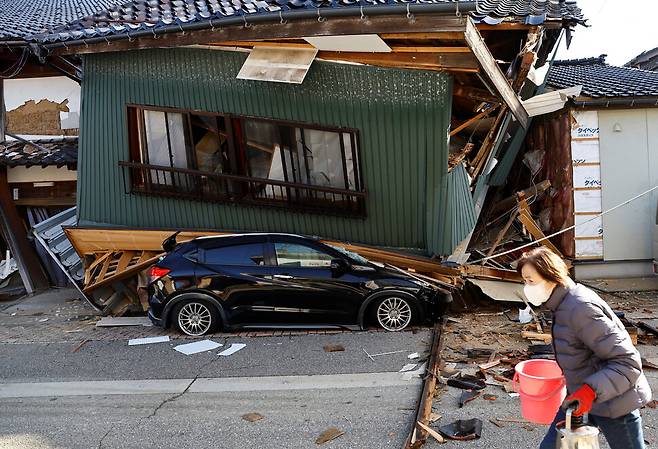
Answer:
0, 165, 49, 293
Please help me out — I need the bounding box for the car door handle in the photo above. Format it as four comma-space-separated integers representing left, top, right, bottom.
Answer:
273, 274, 294, 279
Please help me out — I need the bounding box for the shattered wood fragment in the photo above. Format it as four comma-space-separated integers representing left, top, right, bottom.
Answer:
315, 427, 344, 445
521, 331, 552, 343
483, 394, 498, 401
71, 339, 89, 353
478, 360, 501, 370
416, 421, 445, 444
323, 344, 345, 353
242, 412, 264, 422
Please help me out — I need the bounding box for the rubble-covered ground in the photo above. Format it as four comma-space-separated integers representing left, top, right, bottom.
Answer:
431, 287, 658, 448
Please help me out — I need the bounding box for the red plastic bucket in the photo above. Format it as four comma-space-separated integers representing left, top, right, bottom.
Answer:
514, 360, 567, 424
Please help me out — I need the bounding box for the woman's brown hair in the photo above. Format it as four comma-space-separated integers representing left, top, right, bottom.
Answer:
516, 247, 571, 286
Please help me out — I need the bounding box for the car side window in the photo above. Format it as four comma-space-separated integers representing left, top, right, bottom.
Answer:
203, 243, 265, 266
274, 243, 333, 268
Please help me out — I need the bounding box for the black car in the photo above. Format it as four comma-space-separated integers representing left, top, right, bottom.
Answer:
147, 233, 451, 336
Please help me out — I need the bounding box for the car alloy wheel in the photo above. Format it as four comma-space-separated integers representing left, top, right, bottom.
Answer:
177, 301, 213, 336
376, 296, 412, 331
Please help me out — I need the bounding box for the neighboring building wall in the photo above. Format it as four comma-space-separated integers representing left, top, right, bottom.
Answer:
599, 108, 658, 262
4, 76, 80, 137
78, 48, 460, 255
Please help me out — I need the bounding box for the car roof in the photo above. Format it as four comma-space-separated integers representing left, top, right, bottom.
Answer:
194, 232, 314, 242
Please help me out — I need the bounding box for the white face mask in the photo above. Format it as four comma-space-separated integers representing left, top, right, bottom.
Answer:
523, 281, 554, 307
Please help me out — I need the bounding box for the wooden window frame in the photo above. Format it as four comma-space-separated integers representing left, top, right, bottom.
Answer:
124, 104, 366, 217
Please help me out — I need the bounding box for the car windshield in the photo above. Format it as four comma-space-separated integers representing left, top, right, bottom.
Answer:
326, 244, 370, 265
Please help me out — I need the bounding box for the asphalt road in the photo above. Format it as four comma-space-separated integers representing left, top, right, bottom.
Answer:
0, 290, 432, 449
0, 384, 420, 449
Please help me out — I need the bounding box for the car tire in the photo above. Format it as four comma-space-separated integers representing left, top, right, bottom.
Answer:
371, 295, 415, 332
172, 298, 220, 336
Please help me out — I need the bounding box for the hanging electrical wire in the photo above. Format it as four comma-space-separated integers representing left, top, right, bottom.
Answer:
0, 47, 29, 79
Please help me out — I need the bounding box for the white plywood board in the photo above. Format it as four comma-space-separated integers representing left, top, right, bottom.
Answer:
571, 110, 599, 139
575, 214, 602, 238
571, 140, 600, 165
573, 164, 601, 189
573, 189, 602, 213
237, 46, 318, 84
575, 238, 603, 258
303, 35, 391, 52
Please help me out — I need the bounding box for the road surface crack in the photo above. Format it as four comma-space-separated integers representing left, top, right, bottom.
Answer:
97, 424, 114, 449
145, 352, 221, 419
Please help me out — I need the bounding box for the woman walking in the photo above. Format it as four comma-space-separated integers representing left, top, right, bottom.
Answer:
517, 247, 652, 449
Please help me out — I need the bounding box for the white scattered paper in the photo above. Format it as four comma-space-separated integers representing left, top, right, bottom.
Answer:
39, 318, 49, 322
519, 305, 533, 324
408, 352, 420, 360
218, 343, 246, 356
128, 336, 171, 346
509, 393, 520, 398
399, 363, 418, 373
402, 362, 427, 381
174, 340, 222, 355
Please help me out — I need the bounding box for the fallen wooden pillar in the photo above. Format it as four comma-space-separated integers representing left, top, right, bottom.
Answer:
403, 319, 445, 449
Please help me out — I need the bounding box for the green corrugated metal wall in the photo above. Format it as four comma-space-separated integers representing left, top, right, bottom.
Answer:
78, 47, 464, 255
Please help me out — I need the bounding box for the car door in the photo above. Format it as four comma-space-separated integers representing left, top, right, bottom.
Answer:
267, 237, 364, 325
195, 236, 278, 325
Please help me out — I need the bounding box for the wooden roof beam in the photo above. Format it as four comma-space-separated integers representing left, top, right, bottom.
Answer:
316, 50, 479, 72
463, 17, 529, 128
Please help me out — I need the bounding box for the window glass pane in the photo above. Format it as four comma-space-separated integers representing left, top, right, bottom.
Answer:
295, 129, 355, 189
243, 120, 280, 179
190, 114, 228, 174
275, 243, 333, 268
204, 243, 265, 266
143, 110, 189, 187
144, 110, 170, 167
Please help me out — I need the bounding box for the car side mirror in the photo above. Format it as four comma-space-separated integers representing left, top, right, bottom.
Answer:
330, 258, 349, 276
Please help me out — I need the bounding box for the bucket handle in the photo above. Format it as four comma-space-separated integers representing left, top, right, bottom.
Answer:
512, 372, 566, 402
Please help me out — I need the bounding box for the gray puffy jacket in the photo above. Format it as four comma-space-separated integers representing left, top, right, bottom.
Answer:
545, 283, 652, 418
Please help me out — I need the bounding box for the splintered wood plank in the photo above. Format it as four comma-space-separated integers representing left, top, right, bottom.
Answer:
83, 253, 164, 294
464, 17, 529, 128
116, 251, 136, 274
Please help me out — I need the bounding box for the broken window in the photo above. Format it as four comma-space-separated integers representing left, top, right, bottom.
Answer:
274, 243, 333, 268
124, 106, 365, 216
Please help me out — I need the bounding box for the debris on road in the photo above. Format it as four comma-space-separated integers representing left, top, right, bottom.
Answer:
416, 421, 445, 444
399, 363, 418, 373
128, 336, 170, 346
408, 352, 420, 360
401, 363, 427, 381
439, 418, 483, 441
96, 316, 152, 327
323, 344, 345, 353
71, 339, 89, 353
459, 389, 481, 407
218, 343, 246, 356
242, 412, 264, 422
174, 340, 222, 355
447, 375, 487, 391
315, 427, 345, 445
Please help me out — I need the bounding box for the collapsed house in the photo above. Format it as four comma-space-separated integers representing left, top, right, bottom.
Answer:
0, 0, 585, 312
469, 55, 658, 284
